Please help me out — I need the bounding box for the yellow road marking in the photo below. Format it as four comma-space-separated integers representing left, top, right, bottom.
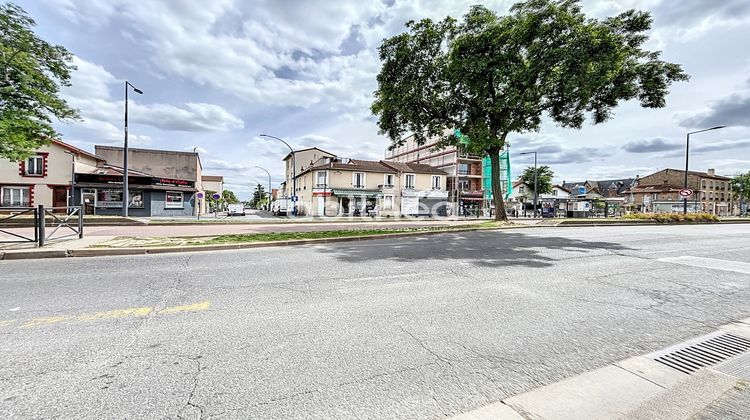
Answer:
158, 301, 211, 314
15, 301, 210, 329
77, 306, 153, 322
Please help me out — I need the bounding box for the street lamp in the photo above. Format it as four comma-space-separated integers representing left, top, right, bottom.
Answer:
683, 125, 726, 214
253, 166, 272, 211
123, 81, 143, 217
520, 151, 538, 218
259, 134, 296, 215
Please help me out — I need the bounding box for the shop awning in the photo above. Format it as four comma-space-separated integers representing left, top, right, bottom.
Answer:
331, 189, 382, 197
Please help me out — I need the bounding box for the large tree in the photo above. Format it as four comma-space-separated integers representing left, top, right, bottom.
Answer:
372, 0, 688, 220
222, 189, 239, 204
731, 172, 750, 207
0, 3, 79, 161
520, 165, 554, 195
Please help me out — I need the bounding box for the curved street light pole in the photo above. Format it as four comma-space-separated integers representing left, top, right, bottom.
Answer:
683, 126, 726, 214
520, 151, 538, 218
123, 81, 143, 218
254, 166, 272, 211
260, 134, 296, 215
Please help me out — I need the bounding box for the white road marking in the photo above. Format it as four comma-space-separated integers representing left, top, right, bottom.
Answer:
8, 307, 20, 312
657, 256, 750, 275
343, 271, 444, 283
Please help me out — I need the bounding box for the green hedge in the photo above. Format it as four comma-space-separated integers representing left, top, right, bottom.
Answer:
621, 213, 719, 223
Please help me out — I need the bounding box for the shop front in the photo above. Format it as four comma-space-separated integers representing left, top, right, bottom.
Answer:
330, 189, 381, 216
74, 172, 197, 217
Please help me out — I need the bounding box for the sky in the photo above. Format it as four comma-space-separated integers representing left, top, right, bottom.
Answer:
16, 0, 750, 198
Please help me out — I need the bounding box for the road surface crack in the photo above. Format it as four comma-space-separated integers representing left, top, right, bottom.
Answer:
399, 326, 453, 366
179, 355, 206, 420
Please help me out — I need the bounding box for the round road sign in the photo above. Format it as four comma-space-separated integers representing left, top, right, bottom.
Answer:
196, 192, 204, 199
212, 193, 221, 200
678, 188, 693, 198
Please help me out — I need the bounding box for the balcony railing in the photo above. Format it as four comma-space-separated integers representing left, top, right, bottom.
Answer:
353, 184, 365, 189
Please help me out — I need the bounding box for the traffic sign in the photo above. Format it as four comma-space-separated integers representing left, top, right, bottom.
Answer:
291, 196, 298, 202
212, 193, 221, 200
196, 192, 204, 199
678, 189, 693, 198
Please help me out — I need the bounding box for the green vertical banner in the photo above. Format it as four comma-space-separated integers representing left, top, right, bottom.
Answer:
482, 151, 511, 200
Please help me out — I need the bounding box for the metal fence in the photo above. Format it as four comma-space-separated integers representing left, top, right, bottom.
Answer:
0, 205, 83, 247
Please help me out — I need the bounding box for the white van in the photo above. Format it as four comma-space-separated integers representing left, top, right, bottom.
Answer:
227, 204, 246, 216
270, 199, 291, 216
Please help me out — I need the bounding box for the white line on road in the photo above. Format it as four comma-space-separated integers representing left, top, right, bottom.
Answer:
657, 256, 750, 275
343, 271, 445, 283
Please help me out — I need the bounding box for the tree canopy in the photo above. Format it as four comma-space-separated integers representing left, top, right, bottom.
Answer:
520, 165, 554, 195
731, 172, 750, 200
222, 189, 239, 204
0, 3, 79, 161
250, 184, 266, 209
372, 0, 689, 220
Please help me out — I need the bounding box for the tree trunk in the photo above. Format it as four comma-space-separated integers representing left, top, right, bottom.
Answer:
488, 145, 508, 221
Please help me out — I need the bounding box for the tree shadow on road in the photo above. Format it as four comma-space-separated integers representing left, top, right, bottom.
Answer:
316, 230, 632, 268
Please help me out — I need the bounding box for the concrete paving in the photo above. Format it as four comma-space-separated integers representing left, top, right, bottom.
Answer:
1, 224, 749, 419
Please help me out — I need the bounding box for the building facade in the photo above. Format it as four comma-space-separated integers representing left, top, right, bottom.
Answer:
290, 156, 448, 217
625, 168, 732, 215
0, 139, 103, 211
384, 135, 484, 214
94, 146, 205, 215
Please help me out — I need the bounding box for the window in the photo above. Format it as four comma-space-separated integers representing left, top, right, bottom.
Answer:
165, 191, 184, 208
1, 186, 30, 207
384, 174, 394, 188
519, 186, 525, 194
458, 180, 469, 190
316, 171, 327, 188
26, 156, 44, 175
458, 163, 470, 175
432, 175, 441, 190
353, 172, 365, 188
383, 195, 394, 210
405, 174, 415, 189
552, 189, 558, 196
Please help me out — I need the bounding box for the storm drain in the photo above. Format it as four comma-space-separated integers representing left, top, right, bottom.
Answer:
648, 331, 750, 375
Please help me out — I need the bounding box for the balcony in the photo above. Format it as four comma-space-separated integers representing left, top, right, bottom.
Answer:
353, 184, 365, 189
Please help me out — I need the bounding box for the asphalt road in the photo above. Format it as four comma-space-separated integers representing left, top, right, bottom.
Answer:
1, 224, 749, 419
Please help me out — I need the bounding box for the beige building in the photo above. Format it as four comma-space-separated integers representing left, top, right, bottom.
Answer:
283, 147, 336, 199
201, 175, 224, 195
0, 139, 103, 210
291, 156, 448, 216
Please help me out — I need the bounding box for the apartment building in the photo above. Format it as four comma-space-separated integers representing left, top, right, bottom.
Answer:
291, 156, 447, 217
0, 139, 103, 211
625, 168, 732, 215
385, 135, 484, 214
283, 147, 336, 199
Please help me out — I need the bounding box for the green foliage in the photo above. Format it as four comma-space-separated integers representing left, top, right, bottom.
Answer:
730, 172, 750, 200
222, 189, 239, 204
372, 1, 688, 221
520, 165, 554, 195
0, 3, 79, 161
621, 212, 719, 222
249, 185, 265, 208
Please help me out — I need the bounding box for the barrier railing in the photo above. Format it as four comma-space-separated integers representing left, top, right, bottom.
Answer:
0, 205, 83, 247
0, 207, 38, 244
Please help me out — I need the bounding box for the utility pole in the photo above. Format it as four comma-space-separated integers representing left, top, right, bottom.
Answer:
123, 81, 143, 217
683, 126, 726, 214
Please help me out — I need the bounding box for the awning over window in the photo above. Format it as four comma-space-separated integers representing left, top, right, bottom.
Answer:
331, 189, 383, 197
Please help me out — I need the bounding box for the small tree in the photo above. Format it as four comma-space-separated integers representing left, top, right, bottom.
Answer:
222, 189, 239, 204
0, 3, 79, 161
250, 185, 265, 209
372, 1, 688, 221
731, 172, 750, 200
520, 165, 554, 195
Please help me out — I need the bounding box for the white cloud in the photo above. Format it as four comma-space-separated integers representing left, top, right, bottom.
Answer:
63, 57, 244, 133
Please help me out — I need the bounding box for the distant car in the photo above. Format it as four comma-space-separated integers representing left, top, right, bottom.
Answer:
227, 204, 246, 216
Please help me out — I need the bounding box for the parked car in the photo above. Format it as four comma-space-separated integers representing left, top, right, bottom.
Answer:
227, 204, 246, 216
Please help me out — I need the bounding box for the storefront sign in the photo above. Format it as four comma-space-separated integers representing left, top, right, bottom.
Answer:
97, 189, 144, 208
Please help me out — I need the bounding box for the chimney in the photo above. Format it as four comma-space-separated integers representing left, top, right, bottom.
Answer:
707, 168, 715, 176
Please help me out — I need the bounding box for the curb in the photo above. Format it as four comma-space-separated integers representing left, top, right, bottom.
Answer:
449, 318, 750, 420
2, 226, 497, 260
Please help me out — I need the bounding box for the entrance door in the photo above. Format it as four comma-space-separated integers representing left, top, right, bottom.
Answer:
52, 187, 68, 211
316, 196, 325, 216
82, 192, 95, 215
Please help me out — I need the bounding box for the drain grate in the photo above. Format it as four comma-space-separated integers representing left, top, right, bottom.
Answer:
648, 331, 750, 375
